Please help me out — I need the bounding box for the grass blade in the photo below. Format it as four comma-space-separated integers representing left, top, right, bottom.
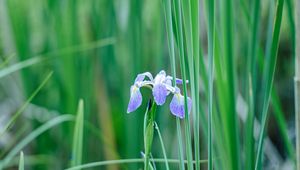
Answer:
174, 0, 193, 169
18, 152, 24, 170
245, 0, 260, 169
255, 0, 285, 169
0, 38, 115, 79
154, 122, 169, 170
163, 0, 185, 168
65, 158, 209, 170
295, 0, 300, 168
0, 114, 74, 168
0, 71, 53, 137
204, 0, 215, 168
71, 99, 84, 167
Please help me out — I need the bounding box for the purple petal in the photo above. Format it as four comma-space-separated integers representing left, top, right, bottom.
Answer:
152, 83, 168, 105
176, 78, 189, 84
127, 86, 143, 113
176, 78, 183, 84
135, 72, 153, 83
166, 76, 188, 85
169, 94, 192, 118
135, 74, 145, 83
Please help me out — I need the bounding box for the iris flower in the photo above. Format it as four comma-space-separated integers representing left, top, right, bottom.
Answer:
127, 70, 192, 119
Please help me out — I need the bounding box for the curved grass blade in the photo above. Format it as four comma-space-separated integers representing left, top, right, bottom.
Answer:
0, 114, 74, 168
65, 158, 209, 170
255, 0, 285, 169
71, 99, 84, 167
0, 71, 53, 137
0, 38, 115, 79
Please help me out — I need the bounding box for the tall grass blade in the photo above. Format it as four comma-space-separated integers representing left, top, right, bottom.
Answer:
174, 0, 193, 169
190, 0, 201, 168
18, 152, 24, 170
0, 71, 53, 137
71, 99, 84, 167
295, 0, 300, 168
205, 0, 215, 168
163, 0, 185, 169
220, 0, 240, 168
255, 0, 285, 169
245, 0, 260, 169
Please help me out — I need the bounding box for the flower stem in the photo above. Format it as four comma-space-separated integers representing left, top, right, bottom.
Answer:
143, 100, 157, 170
295, 0, 300, 168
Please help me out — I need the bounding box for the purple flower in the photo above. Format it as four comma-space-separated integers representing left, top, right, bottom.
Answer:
169, 88, 192, 118
127, 70, 192, 119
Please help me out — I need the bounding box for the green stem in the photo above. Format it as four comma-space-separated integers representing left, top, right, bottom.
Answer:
143, 101, 157, 170
175, 0, 193, 169
205, 0, 214, 168
154, 122, 170, 170
295, 0, 300, 168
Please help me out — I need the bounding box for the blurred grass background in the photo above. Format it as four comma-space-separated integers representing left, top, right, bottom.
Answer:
0, 0, 296, 169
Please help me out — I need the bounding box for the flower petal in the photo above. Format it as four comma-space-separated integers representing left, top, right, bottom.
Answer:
154, 70, 167, 84
165, 76, 188, 84
135, 72, 153, 83
152, 83, 168, 105
169, 93, 192, 118
127, 86, 143, 113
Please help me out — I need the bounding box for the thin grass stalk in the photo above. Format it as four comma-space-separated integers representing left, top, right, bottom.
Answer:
222, 0, 240, 168
154, 122, 170, 170
163, 0, 185, 168
0, 71, 53, 137
245, 0, 260, 169
295, 0, 300, 168
181, 1, 200, 169
254, 0, 285, 169
175, 0, 193, 168
190, 0, 201, 169
205, 0, 214, 169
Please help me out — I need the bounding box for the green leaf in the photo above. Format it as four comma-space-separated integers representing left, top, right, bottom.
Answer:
255, 0, 285, 169
71, 99, 84, 167
18, 152, 24, 170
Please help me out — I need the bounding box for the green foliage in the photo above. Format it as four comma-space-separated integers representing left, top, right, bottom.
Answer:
0, 0, 295, 169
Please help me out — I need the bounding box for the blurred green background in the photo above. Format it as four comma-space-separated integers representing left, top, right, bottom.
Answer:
0, 0, 295, 169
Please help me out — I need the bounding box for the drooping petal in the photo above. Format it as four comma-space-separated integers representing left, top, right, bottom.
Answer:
154, 70, 167, 84
135, 72, 153, 83
169, 93, 192, 118
127, 86, 143, 113
165, 76, 188, 85
152, 83, 168, 105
